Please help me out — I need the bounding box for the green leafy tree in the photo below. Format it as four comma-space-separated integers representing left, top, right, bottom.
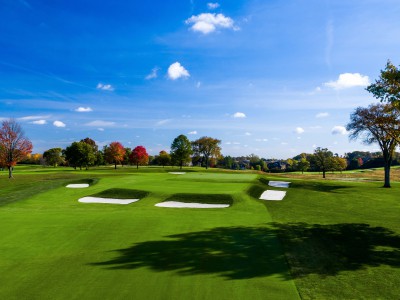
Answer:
191, 136, 222, 169
43, 148, 64, 167
170, 134, 192, 169
297, 157, 310, 174
312, 147, 333, 178
366, 60, 400, 106
63, 142, 95, 170
347, 103, 400, 187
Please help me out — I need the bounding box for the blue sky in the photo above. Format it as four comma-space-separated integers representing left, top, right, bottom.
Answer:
1, 0, 400, 158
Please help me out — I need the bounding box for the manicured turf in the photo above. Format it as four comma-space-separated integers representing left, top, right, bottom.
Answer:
0, 167, 299, 300
1, 166, 400, 299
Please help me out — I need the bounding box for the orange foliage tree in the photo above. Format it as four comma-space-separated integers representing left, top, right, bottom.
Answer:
104, 142, 125, 169
0, 119, 33, 178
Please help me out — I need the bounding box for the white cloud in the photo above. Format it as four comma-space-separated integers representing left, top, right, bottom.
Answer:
75, 107, 93, 112
85, 120, 116, 127
245, 132, 251, 136
316, 112, 329, 118
233, 112, 246, 118
167, 62, 190, 80
53, 121, 66, 128
96, 83, 114, 91
207, 2, 220, 9
324, 73, 370, 89
185, 13, 239, 34
331, 126, 348, 135
255, 138, 268, 142
196, 81, 201, 88
145, 67, 159, 80
188, 131, 198, 135
294, 127, 305, 134
98, 128, 104, 131
155, 119, 172, 126
31, 120, 47, 125
18, 115, 49, 121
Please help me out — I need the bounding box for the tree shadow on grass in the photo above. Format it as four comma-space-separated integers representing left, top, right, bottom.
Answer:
272, 222, 400, 277
289, 181, 349, 193
90, 223, 400, 279
90, 226, 291, 280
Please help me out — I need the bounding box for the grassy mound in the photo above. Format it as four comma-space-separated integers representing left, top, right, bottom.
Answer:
67, 178, 99, 186
164, 193, 233, 205
90, 188, 149, 199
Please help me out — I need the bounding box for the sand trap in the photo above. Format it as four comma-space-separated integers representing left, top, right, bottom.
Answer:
66, 184, 89, 188
155, 201, 229, 208
78, 197, 139, 204
259, 190, 286, 201
268, 181, 291, 188
168, 172, 186, 175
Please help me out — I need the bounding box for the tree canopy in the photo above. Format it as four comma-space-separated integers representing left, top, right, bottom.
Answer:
129, 146, 149, 169
0, 119, 33, 178
170, 134, 192, 169
191, 136, 222, 169
104, 142, 126, 169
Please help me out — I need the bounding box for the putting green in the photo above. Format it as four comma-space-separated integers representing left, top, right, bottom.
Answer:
0, 169, 299, 300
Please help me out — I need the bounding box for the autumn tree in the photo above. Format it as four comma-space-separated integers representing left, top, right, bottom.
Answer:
191, 136, 221, 169
346, 103, 400, 187
0, 119, 33, 178
157, 150, 171, 167
331, 156, 348, 173
104, 142, 125, 169
129, 146, 149, 169
170, 134, 192, 169
312, 147, 333, 179
43, 147, 64, 167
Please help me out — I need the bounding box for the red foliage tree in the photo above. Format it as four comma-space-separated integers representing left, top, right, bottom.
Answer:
129, 146, 149, 169
104, 142, 125, 169
0, 119, 33, 178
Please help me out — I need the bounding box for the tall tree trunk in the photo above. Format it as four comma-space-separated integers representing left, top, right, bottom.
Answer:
136, 163, 139, 169
180, 160, 183, 169
384, 161, 391, 188
205, 157, 209, 169
114, 162, 117, 169
8, 166, 13, 179
322, 169, 326, 178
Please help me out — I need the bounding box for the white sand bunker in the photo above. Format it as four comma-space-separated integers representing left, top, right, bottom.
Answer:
155, 201, 229, 208
66, 184, 89, 188
259, 190, 286, 201
79, 197, 139, 205
268, 181, 291, 188
168, 172, 186, 175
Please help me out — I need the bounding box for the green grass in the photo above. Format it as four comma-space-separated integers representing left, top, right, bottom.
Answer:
1, 165, 400, 299
0, 167, 298, 300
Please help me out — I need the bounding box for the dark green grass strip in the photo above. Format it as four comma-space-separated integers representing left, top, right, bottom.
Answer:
67, 178, 99, 186
90, 188, 149, 199
164, 193, 233, 205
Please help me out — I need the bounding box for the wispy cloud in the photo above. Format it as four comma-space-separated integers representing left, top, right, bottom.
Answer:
207, 2, 220, 10
331, 126, 348, 135
53, 120, 66, 128
324, 73, 370, 89
18, 115, 50, 121
185, 13, 239, 34
233, 112, 246, 118
245, 132, 251, 136
167, 62, 190, 80
145, 67, 159, 80
316, 112, 329, 118
96, 83, 114, 91
85, 120, 115, 127
155, 119, 172, 126
75, 107, 93, 112
31, 120, 47, 125
188, 130, 198, 135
